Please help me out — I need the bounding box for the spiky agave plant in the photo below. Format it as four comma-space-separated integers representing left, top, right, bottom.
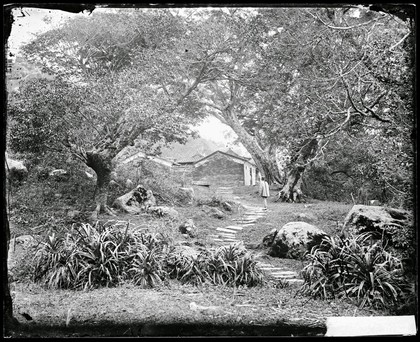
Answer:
232, 253, 264, 287
206, 250, 235, 286
33, 231, 76, 289
301, 232, 411, 309
206, 243, 264, 287
165, 250, 208, 285
33, 221, 138, 290
128, 246, 167, 288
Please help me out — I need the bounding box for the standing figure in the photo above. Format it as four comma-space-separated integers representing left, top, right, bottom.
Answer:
259, 176, 270, 210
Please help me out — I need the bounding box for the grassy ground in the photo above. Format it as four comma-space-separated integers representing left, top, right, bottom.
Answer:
6, 182, 387, 337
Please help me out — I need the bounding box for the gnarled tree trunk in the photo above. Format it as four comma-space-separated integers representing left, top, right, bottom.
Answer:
86, 151, 117, 220
223, 110, 283, 184
276, 138, 319, 202
277, 166, 305, 202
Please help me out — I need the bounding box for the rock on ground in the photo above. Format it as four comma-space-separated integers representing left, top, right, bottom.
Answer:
343, 204, 412, 235
148, 206, 180, 220
6, 156, 28, 183
179, 219, 197, 237
263, 222, 328, 259
113, 185, 156, 214
342, 204, 415, 268
201, 205, 225, 219
178, 187, 195, 204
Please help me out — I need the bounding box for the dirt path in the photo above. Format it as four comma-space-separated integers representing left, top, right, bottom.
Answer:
210, 187, 303, 284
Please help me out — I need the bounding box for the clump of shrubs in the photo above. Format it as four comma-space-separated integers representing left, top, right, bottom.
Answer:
32, 221, 264, 290
300, 232, 414, 312
166, 243, 264, 287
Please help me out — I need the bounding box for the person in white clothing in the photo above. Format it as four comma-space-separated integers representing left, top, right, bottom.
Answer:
259, 176, 270, 209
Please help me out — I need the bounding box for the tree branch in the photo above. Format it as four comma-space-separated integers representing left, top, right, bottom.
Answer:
322, 107, 352, 138
305, 9, 382, 30
389, 32, 411, 51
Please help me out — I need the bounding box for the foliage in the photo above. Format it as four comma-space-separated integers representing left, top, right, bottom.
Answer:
8, 78, 84, 156
135, 159, 191, 206
303, 128, 414, 208
166, 243, 264, 287
8, 7, 414, 207
300, 232, 413, 310
32, 221, 263, 290
33, 221, 170, 290
8, 9, 211, 212
7, 157, 97, 235
381, 221, 416, 275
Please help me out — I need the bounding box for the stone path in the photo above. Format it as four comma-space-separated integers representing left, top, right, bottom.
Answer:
209, 193, 303, 285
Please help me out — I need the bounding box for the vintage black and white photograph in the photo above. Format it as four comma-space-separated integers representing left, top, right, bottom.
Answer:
3, 3, 417, 337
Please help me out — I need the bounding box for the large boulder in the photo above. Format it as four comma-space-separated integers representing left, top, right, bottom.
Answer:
6, 156, 28, 184
343, 205, 415, 268
343, 204, 412, 235
113, 185, 156, 214
263, 222, 328, 259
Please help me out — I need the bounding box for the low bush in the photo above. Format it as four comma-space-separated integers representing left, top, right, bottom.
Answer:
300, 232, 413, 311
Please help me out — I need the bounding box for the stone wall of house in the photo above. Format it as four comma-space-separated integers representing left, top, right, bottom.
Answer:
171, 165, 194, 186
192, 153, 244, 187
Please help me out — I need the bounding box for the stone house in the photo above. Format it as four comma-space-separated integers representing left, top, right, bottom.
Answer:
115, 150, 179, 184
172, 149, 257, 187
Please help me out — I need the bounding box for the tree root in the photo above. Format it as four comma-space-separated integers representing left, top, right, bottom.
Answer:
104, 205, 117, 216
90, 204, 117, 222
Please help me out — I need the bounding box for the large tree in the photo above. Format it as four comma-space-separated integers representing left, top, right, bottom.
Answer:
9, 9, 214, 218
10, 6, 414, 208
192, 6, 414, 203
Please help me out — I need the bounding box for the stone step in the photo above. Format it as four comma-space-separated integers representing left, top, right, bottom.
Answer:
260, 267, 290, 271
234, 219, 257, 223
271, 274, 298, 279
218, 233, 236, 239
242, 207, 266, 211
223, 238, 240, 242
243, 215, 265, 219
242, 223, 255, 227
269, 270, 297, 275
224, 225, 243, 230
279, 279, 304, 284
216, 227, 237, 234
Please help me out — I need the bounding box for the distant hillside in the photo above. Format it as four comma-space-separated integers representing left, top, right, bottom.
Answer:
159, 137, 227, 163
